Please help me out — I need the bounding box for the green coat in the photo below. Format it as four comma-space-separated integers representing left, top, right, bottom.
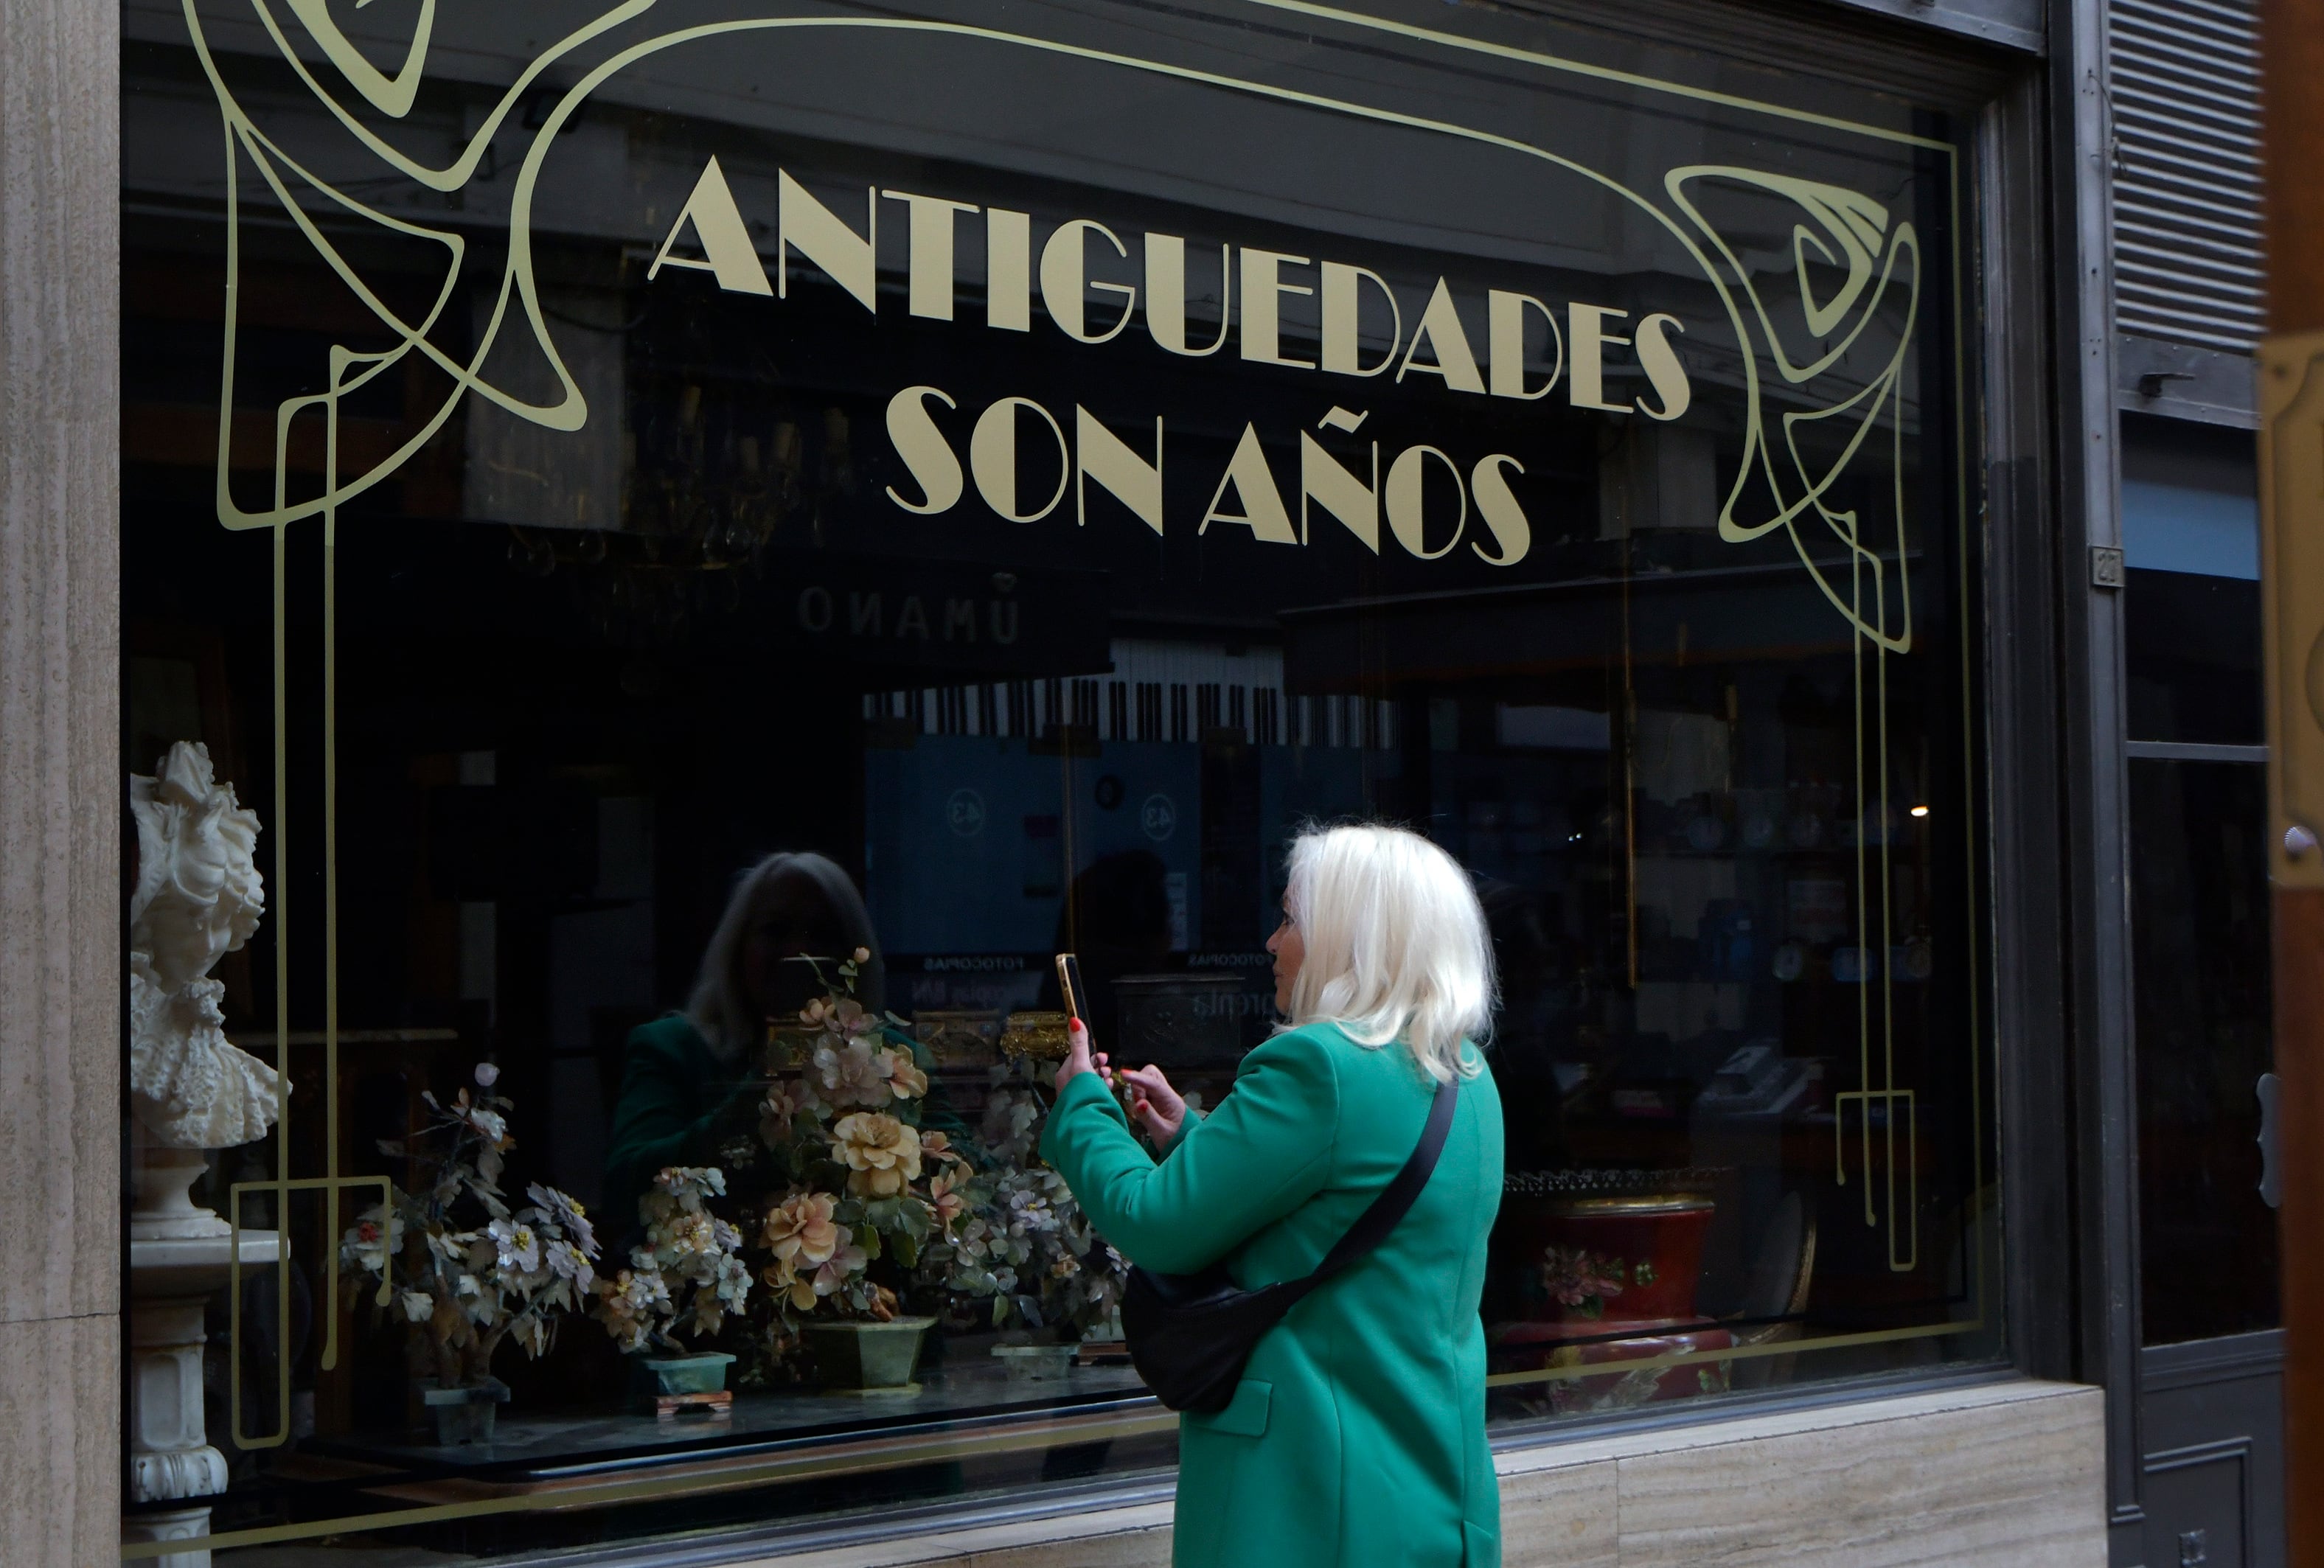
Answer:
602, 1014, 746, 1231
1042, 1022, 1505, 1568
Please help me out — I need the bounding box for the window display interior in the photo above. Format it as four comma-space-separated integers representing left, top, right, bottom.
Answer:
119, 0, 2000, 1558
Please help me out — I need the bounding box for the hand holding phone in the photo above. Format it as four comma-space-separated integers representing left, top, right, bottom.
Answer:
1054, 952, 1088, 1025
1053, 953, 1101, 1093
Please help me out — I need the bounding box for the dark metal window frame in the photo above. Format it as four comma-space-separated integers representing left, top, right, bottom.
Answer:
2022, 0, 2146, 1556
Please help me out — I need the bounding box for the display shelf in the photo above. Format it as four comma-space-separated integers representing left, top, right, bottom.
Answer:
307, 1357, 1152, 1483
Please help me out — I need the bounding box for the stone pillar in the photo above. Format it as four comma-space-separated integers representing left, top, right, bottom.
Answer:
119, 1134, 282, 1568
130, 1296, 229, 1506
123, 1282, 222, 1568
0, 0, 123, 1564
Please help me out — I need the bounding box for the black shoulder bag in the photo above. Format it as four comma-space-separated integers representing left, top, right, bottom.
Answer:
1120, 1076, 1458, 1413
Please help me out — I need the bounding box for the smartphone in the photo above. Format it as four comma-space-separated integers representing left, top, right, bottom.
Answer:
1057, 952, 1128, 1104
1054, 952, 1088, 1025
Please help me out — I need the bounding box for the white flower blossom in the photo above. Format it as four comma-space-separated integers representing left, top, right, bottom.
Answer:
543, 1238, 595, 1291
811, 1037, 891, 1109
489, 1216, 541, 1275
526, 1184, 597, 1255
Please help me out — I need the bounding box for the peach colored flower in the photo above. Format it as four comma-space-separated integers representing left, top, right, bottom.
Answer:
881, 1048, 928, 1101
764, 1218, 867, 1309
920, 1129, 966, 1168
761, 1257, 818, 1312
831, 1112, 922, 1197
928, 1168, 968, 1233
760, 1080, 807, 1143
762, 1191, 843, 1271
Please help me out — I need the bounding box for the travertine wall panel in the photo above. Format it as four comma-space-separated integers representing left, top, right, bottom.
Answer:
732, 1501, 1176, 1568
1, 0, 122, 1328
0, 1315, 119, 1565
731, 1381, 2104, 1568
1609, 1382, 2106, 1567
1, 0, 122, 1564
1497, 1454, 1618, 1568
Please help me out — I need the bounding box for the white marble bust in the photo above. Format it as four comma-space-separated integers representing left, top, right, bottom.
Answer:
129, 741, 281, 1150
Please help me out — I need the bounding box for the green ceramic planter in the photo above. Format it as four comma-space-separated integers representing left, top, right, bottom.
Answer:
420, 1377, 509, 1446
636, 1351, 736, 1400
801, 1316, 936, 1391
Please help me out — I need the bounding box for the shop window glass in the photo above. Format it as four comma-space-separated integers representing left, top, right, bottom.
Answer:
2130, 759, 2278, 1345
2119, 414, 2278, 1344
2122, 413, 2264, 747
119, 2, 1999, 1559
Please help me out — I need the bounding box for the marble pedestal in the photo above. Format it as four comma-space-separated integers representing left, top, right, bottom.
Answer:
123, 1137, 282, 1568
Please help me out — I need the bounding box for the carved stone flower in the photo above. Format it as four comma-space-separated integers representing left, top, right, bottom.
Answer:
760, 1079, 808, 1143
543, 1238, 595, 1291
489, 1216, 542, 1277
343, 1210, 395, 1275
595, 1267, 673, 1353
880, 1048, 928, 1101
928, 1169, 968, 1234
526, 1183, 596, 1256
812, 1038, 891, 1109
762, 1258, 813, 1311
762, 1191, 843, 1272
802, 994, 875, 1036
810, 1238, 869, 1298
830, 1112, 922, 1197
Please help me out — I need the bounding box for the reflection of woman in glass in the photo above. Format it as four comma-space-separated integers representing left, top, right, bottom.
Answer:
1043, 823, 1506, 1568
602, 851, 882, 1228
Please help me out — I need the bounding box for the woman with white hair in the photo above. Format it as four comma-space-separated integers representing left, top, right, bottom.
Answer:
1043, 822, 1506, 1568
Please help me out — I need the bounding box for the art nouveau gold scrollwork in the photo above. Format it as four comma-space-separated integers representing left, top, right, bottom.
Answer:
181, 0, 658, 1451
1669, 168, 1926, 1272
1668, 167, 1921, 654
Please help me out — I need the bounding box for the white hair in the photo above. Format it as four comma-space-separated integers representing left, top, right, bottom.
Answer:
1280, 823, 1495, 1083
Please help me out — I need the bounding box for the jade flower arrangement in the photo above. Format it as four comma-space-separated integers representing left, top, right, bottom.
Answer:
341, 1064, 600, 1390
922, 1079, 1128, 1336
592, 1166, 753, 1353
747, 953, 967, 1340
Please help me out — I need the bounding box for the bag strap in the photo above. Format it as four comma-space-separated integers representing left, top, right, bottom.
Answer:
1293, 1074, 1460, 1294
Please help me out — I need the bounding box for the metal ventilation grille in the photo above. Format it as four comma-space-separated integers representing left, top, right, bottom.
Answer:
2109, 0, 2265, 352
